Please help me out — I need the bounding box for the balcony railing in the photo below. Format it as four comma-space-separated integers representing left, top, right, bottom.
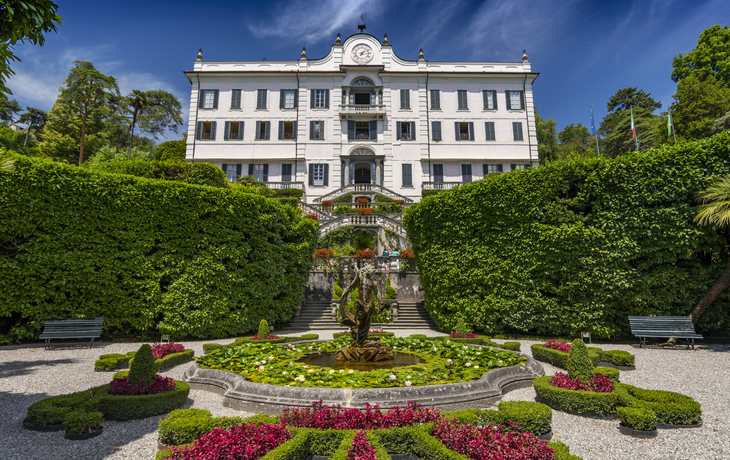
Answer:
459, 133, 470, 140
422, 181, 462, 190
355, 132, 371, 139
265, 181, 304, 190
339, 104, 386, 119
282, 133, 293, 139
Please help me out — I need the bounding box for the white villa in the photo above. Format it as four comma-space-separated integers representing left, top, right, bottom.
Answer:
184, 25, 538, 204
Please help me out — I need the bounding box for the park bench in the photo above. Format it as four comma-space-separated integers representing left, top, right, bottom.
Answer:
628, 316, 702, 350
38, 317, 104, 349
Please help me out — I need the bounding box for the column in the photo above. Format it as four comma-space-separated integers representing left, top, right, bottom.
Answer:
346, 90, 350, 106
344, 159, 350, 186
375, 159, 382, 186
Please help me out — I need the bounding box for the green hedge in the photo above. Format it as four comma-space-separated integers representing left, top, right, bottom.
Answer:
87, 158, 228, 188
404, 132, 730, 337
158, 409, 246, 445
95, 349, 194, 372
533, 376, 624, 415
203, 343, 225, 354
0, 154, 318, 341
550, 440, 584, 460
621, 384, 701, 425
617, 406, 656, 431
595, 366, 620, 382
531, 344, 601, 369
444, 401, 551, 436
598, 350, 635, 367
426, 335, 521, 352
63, 410, 103, 435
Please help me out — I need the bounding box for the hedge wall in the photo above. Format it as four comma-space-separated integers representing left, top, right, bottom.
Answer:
403, 132, 730, 338
0, 155, 318, 341
87, 158, 229, 188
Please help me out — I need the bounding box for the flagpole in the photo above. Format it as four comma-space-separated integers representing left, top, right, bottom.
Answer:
670, 108, 677, 143
631, 105, 638, 152
591, 105, 600, 155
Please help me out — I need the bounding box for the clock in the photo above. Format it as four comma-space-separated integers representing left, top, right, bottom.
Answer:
351, 44, 374, 64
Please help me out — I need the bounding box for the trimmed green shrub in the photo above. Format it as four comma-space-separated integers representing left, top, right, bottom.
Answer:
330, 430, 392, 460
533, 376, 624, 415
299, 334, 319, 340
566, 339, 594, 382
158, 409, 245, 446
333, 281, 344, 299
63, 410, 103, 435
244, 413, 281, 425
259, 429, 314, 460
598, 349, 635, 367
95, 354, 130, 371
617, 406, 657, 431
444, 401, 551, 436
531, 343, 604, 369
155, 140, 186, 162
88, 158, 228, 188
309, 429, 347, 456
97, 381, 190, 421
502, 341, 521, 351
25, 386, 105, 426
154, 349, 194, 371
481, 337, 521, 352
0, 155, 317, 341
113, 370, 129, 379
595, 366, 620, 382
128, 344, 156, 384
454, 318, 469, 336
410, 334, 428, 339
258, 319, 270, 338
550, 440, 584, 460
403, 132, 730, 338
621, 384, 702, 425
203, 343, 224, 354
273, 188, 304, 199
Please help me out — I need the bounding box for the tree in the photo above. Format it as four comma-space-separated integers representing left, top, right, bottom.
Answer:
0, 98, 21, 124
17, 106, 46, 146
606, 87, 662, 112
599, 87, 664, 157
672, 25, 730, 86
155, 139, 186, 162
691, 175, 730, 324
671, 75, 730, 140
716, 111, 730, 133
534, 108, 559, 164
56, 61, 119, 165
0, 1, 62, 97
123, 89, 183, 160
558, 123, 593, 156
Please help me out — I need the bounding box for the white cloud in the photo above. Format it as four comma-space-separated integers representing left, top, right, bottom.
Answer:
248, 0, 383, 43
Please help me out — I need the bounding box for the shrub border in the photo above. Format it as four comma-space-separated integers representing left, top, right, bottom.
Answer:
94, 349, 194, 372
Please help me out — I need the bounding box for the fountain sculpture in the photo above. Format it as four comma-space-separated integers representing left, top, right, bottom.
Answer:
335, 262, 395, 362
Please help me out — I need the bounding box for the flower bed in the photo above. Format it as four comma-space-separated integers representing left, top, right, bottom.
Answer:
251, 333, 280, 340
306, 213, 320, 220
531, 342, 635, 369
449, 332, 478, 339
542, 339, 571, 354
196, 336, 526, 389
165, 422, 292, 460
549, 372, 614, 393
315, 247, 335, 259
110, 375, 177, 396
95, 349, 194, 372
153, 342, 186, 360
355, 248, 375, 260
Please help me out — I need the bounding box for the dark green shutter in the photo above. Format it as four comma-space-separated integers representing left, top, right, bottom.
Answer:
222, 163, 228, 176
278, 121, 284, 140
238, 121, 244, 140
210, 121, 216, 140
310, 89, 315, 109
369, 120, 377, 140
280, 89, 285, 109
348, 120, 355, 140
198, 90, 205, 109
455, 122, 460, 141
498, 164, 503, 172
293, 121, 297, 139
263, 164, 269, 182
323, 164, 329, 186
468, 122, 474, 141
310, 120, 315, 139
432, 121, 441, 141
492, 90, 498, 110
196, 121, 202, 140
483, 164, 488, 176
505, 91, 511, 110
235, 164, 242, 179
249, 164, 254, 176
282, 164, 292, 182
396, 121, 401, 140
402, 163, 412, 186
213, 90, 219, 109
308, 164, 314, 186
324, 89, 329, 109
255, 121, 261, 140
483, 90, 488, 109
410, 121, 416, 140
294, 90, 298, 108
519, 91, 525, 110
264, 121, 270, 140
224, 121, 230, 140
511, 164, 516, 171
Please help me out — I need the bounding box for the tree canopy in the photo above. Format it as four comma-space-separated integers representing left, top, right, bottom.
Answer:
671, 24, 730, 86
534, 108, 559, 164
671, 75, 730, 140
599, 87, 665, 157
123, 89, 183, 159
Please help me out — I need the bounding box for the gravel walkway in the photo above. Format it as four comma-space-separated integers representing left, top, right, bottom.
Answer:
0, 331, 728, 459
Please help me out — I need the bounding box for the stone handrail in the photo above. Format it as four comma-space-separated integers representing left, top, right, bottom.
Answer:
314, 184, 414, 204
319, 213, 408, 238
297, 201, 330, 220
422, 181, 463, 190
266, 181, 305, 190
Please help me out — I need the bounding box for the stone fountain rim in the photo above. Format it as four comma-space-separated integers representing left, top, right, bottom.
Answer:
184, 342, 545, 414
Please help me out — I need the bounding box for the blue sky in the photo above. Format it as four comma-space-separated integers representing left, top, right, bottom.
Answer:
7, 0, 730, 142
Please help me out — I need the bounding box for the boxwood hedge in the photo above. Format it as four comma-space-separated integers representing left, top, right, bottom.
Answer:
95, 349, 194, 371
0, 154, 318, 341
403, 132, 730, 337
617, 406, 657, 431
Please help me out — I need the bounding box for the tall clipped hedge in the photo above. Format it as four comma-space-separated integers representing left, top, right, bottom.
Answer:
0, 155, 318, 341
404, 132, 730, 338
87, 158, 229, 188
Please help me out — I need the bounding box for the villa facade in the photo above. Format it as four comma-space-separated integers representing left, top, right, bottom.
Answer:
184, 27, 539, 203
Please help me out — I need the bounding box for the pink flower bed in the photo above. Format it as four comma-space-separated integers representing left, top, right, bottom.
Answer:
280, 401, 441, 430
110, 375, 176, 396
549, 372, 614, 393
151, 341, 186, 360
434, 419, 554, 460
348, 430, 379, 460
450, 332, 478, 339
541, 339, 571, 354
251, 334, 280, 340
168, 422, 291, 460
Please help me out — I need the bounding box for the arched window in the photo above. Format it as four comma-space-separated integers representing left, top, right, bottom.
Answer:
351, 78, 374, 87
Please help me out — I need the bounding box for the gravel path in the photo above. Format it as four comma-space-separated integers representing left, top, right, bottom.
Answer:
0, 332, 728, 459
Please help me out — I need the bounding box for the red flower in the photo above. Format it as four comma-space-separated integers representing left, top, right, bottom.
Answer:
542, 339, 571, 353
399, 248, 415, 259
549, 372, 615, 393
322, 200, 333, 206
314, 248, 335, 259
356, 197, 369, 205
355, 248, 375, 260
306, 213, 319, 220
358, 208, 372, 215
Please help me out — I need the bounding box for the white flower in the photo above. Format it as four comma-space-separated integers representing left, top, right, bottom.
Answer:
446, 359, 453, 364
269, 356, 275, 360
474, 365, 480, 369
258, 366, 265, 370
309, 346, 313, 350
405, 381, 412, 387
329, 370, 335, 374
289, 362, 294, 366
389, 375, 397, 380
465, 362, 472, 367
283, 371, 288, 376
348, 369, 354, 374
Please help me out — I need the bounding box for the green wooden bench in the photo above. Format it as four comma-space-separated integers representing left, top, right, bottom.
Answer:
39, 317, 104, 349
628, 316, 702, 350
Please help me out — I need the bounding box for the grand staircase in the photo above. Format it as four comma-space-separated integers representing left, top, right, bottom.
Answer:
284, 300, 435, 332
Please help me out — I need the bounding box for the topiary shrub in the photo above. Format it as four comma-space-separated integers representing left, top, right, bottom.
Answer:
300, 334, 319, 341
63, 410, 103, 435
258, 319, 270, 339
155, 139, 186, 162
410, 334, 428, 339
566, 339, 593, 382
127, 344, 156, 385
454, 318, 469, 337
617, 406, 656, 431
333, 281, 344, 300
385, 278, 396, 300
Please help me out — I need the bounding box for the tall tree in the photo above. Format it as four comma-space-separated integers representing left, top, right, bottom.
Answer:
0, 98, 21, 124
558, 123, 593, 156
0, 0, 62, 98
123, 89, 183, 160
599, 87, 663, 157
671, 75, 730, 140
672, 25, 730, 86
606, 87, 662, 112
57, 61, 119, 165
17, 106, 46, 145
534, 108, 559, 164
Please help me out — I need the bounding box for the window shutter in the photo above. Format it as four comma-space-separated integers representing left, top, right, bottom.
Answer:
492, 90, 498, 110
196, 121, 202, 140
264, 121, 270, 140
280, 89, 286, 109
519, 91, 525, 110
293, 121, 297, 139
235, 164, 242, 179
238, 121, 244, 140
410, 121, 416, 141
222, 163, 228, 175
310, 89, 315, 109
432, 121, 441, 141
210, 121, 216, 140
517, 123, 523, 140
396, 121, 401, 140
469, 122, 474, 141
323, 164, 329, 186
512, 122, 517, 140
483, 90, 488, 110
485, 122, 495, 141
231, 90, 239, 109
255, 121, 261, 140
224, 121, 230, 140
455, 122, 460, 141
309, 164, 314, 186
511, 164, 516, 171
348, 120, 355, 140
310, 120, 315, 140
263, 164, 269, 182
405, 90, 410, 109
402, 163, 412, 186
319, 121, 324, 140
249, 164, 254, 176
282, 164, 291, 182
482, 164, 488, 176
213, 90, 219, 109
278, 121, 284, 140
505, 91, 511, 110
324, 89, 329, 109
198, 90, 205, 109
400, 90, 405, 108
369, 120, 377, 140
294, 90, 298, 108
497, 164, 503, 172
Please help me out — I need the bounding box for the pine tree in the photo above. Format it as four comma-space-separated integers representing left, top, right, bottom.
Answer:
566, 339, 594, 382
257, 319, 270, 339
127, 344, 156, 384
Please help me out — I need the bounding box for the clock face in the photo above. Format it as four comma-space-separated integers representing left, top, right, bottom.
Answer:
351, 44, 374, 64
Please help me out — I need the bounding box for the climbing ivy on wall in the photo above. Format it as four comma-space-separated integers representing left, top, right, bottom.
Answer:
404, 132, 730, 338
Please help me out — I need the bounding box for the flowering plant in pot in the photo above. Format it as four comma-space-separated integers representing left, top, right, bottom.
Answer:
356, 197, 369, 205
355, 248, 375, 260
359, 208, 373, 215
314, 248, 335, 259
306, 213, 319, 220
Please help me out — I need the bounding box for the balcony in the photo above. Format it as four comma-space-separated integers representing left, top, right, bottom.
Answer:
422, 181, 462, 190
339, 104, 386, 119
265, 181, 304, 190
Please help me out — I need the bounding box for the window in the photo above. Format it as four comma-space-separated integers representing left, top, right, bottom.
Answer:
199, 89, 218, 109
432, 121, 442, 141
430, 90, 440, 109
462, 164, 472, 183
511, 164, 531, 170
457, 90, 468, 109
402, 163, 413, 187
278, 121, 296, 139
256, 89, 267, 109
396, 121, 415, 141
512, 122, 524, 141
485, 122, 495, 141
230, 89, 242, 109
222, 164, 241, 183
400, 89, 410, 109
279, 89, 297, 109
312, 89, 329, 108
454, 122, 474, 141
195, 121, 216, 140
310, 120, 324, 139
251, 164, 268, 182
483, 164, 503, 175
224, 121, 244, 140
309, 163, 329, 186
433, 164, 444, 183
482, 90, 497, 110
506, 90, 524, 110
354, 92, 371, 105
255, 121, 271, 140
282, 163, 293, 182
348, 120, 377, 140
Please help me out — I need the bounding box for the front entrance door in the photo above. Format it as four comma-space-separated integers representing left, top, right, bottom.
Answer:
354, 164, 371, 184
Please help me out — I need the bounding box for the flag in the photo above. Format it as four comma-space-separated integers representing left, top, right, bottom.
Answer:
630, 106, 636, 138
590, 105, 596, 134
667, 111, 672, 137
